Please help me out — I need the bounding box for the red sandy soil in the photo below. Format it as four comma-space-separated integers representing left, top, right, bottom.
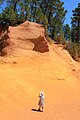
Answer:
0, 21, 80, 120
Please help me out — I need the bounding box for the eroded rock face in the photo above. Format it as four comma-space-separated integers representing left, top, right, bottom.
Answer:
9, 21, 49, 55
31, 35, 49, 53
0, 21, 49, 56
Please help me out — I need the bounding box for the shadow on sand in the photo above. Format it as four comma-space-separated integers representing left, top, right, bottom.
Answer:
31, 109, 43, 112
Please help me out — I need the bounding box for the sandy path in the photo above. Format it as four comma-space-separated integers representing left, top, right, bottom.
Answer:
0, 47, 80, 120
0, 21, 80, 120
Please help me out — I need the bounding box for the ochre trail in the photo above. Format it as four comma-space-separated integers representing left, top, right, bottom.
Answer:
0, 21, 80, 120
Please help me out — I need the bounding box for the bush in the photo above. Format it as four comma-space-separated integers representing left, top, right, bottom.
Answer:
66, 42, 79, 61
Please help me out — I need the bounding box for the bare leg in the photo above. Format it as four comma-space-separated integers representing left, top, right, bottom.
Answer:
42, 107, 44, 112
38, 105, 41, 111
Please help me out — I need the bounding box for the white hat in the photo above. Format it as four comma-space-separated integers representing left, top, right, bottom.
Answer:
39, 91, 44, 96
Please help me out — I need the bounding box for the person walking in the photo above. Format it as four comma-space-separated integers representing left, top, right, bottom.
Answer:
38, 92, 45, 112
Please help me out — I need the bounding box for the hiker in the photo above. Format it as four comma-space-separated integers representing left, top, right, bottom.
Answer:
38, 91, 45, 112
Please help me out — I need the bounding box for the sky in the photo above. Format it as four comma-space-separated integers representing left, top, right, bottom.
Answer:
0, 0, 80, 27
61, 0, 80, 27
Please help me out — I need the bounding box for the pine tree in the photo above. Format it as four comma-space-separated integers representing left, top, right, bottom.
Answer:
0, 0, 67, 38
18, 0, 30, 21
38, 0, 67, 39
1, 6, 17, 25
1, 0, 26, 25
6, 0, 19, 11
71, 3, 80, 43
63, 24, 71, 40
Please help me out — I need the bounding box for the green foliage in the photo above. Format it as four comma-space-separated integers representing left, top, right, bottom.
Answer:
68, 3, 80, 61
38, 0, 67, 39
63, 24, 71, 40
2, 6, 16, 20
0, 0, 67, 37
0, 0, 3, 4
67, 42, 79, 61
62, 39, 80, 61
56, 34, 63, 44
53, 32, 66, 45
71, 3, 80, 43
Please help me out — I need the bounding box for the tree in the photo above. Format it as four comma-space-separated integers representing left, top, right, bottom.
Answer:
38, 0, 67, 39
0, 0, 67, 38
18, 0, 30, 21
71, 3, 80, 43
6, 0, 19, 11
63, 24, 71, 40
1, 0, 27, 25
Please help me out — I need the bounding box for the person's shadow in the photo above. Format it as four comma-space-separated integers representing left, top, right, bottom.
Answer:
31, 109, 43, 112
